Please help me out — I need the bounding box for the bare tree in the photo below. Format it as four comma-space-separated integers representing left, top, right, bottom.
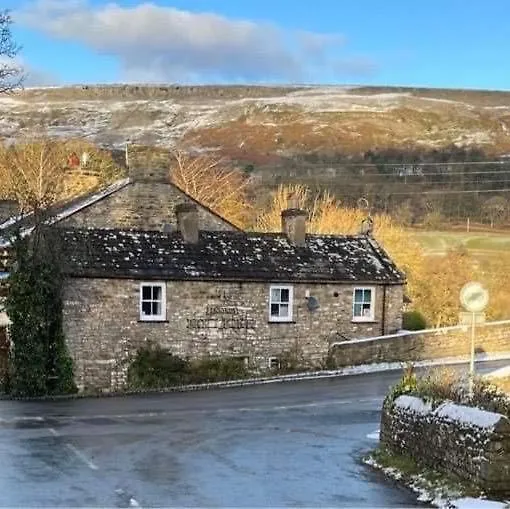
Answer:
0, 10, 24, 94
0, 138, 69, 214
170, 150, 252, 228
0, 137, 125, 214
482, 196, 508, 228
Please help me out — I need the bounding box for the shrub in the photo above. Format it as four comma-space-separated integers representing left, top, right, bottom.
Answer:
402, 310, 428, 331
127, 345, 249, 389
5, 229, 76, 397
187, 357, 248, 384
385, 365, 510, 418
415, 367, 463, 404
127, 345, 189, 388
384, 363, 417, 408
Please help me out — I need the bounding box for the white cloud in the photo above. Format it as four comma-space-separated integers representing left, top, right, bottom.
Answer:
16, 0, 377, 83
0, 55, 59, 88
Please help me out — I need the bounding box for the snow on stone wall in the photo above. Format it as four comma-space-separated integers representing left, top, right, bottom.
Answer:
380, 395, 510, 494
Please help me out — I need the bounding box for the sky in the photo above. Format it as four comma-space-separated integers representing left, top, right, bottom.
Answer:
3, 0, 510, 90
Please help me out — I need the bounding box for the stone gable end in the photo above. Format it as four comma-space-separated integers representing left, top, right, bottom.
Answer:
59, 182, 236, 231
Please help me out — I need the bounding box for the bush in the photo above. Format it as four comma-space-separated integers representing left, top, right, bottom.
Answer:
384, 363, 417, 408
5, 230, 76, 397
127, 345, 189, 388
187, 357, 248, 384
415, 367, 462, 403
385, 365, 510, 418
402, 310, 428, 331
127, 345, 249, 389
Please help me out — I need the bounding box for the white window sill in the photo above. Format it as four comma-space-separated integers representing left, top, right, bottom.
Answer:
351, 318, 377, 323
139, 317, 168, 322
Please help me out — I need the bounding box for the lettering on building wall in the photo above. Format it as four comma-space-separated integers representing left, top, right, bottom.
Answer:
187, 290, 256, 330
206, 305, 239, 316
186, 317, 256, 330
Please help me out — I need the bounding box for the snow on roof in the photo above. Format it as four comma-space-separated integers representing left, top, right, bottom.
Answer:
58, 228, 405, 283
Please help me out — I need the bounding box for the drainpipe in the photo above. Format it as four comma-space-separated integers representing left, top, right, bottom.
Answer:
381, 284, 387, 336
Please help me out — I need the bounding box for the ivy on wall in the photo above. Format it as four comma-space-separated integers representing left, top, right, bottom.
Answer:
5, 227, 76, 396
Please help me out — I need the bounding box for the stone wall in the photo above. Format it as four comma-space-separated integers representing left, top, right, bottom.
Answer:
381, 395, 510, 494
59, 181, 236, 231
329, 321, 510, 367
62, 279, 403, 392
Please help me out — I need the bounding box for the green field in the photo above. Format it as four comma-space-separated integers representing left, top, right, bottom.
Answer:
411, 230, 510, 259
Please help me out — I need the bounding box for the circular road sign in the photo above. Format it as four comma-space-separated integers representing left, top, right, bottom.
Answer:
460, 282, 489, 313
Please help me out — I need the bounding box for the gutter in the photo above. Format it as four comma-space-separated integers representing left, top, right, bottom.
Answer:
381, 284, 387, 336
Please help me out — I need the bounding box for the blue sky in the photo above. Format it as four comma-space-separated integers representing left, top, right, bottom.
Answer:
6, 0, 510, 89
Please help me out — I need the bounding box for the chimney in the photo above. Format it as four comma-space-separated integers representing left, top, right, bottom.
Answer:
281, 208, 307, 247
175, 203, 199, 244
127, 145, 172, 183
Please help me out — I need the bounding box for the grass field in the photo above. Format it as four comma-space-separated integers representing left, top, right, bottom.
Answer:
411, 229, 510, 259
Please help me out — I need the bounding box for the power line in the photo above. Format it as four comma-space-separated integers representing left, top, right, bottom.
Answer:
299, 179, 510, 188
304, 160, 510, 168
286, 168, 510, 178
344, 188, 510, 196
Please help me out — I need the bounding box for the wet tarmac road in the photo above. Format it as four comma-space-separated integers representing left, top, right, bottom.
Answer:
0, 360, 507, 507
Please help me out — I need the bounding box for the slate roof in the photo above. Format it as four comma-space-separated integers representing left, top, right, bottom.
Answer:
58, 228, 405, 284
0, 177, 241, 247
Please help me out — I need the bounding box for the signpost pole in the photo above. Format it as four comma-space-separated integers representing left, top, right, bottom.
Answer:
469, 311, 476, 399
459, 282, 489, 401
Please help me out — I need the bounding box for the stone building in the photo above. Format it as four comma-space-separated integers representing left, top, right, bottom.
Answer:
0, 153, 239, 385
58, 204, 405, 392
0, 150, 405, 393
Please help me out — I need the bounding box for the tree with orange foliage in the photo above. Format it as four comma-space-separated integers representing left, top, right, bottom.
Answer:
169, 150, 252, 229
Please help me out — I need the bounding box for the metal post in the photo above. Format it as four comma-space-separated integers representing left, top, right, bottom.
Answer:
469, 311, 476, 398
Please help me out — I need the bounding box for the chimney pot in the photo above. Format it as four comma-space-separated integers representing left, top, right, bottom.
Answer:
175, 203, 199, 244
281, 208, 307, 246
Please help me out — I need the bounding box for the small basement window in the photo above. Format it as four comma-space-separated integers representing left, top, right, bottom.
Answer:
269, 285, 293, 322
139, 282, 166, 321
268, 357, 280, 370
352, 287, 375, 321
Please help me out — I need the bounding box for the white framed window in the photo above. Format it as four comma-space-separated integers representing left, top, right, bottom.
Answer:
352, 287, 375, 321
269, 285, 293, 322
139, 282, 166, 321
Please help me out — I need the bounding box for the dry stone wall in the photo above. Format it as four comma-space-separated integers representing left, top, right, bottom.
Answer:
381, 395, 510, 494
329, 322, 510, 367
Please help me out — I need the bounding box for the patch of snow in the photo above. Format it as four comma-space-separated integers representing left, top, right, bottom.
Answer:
394, 395, 433, 415
485, 365, 510, 379
413, 95, 472, 107
364, 455, 509, 509
435, 401, 503, 429
452, 131, 493, 146
484, 106, 510, 110
447, 498, 509, 509
366, 429, 380, 440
